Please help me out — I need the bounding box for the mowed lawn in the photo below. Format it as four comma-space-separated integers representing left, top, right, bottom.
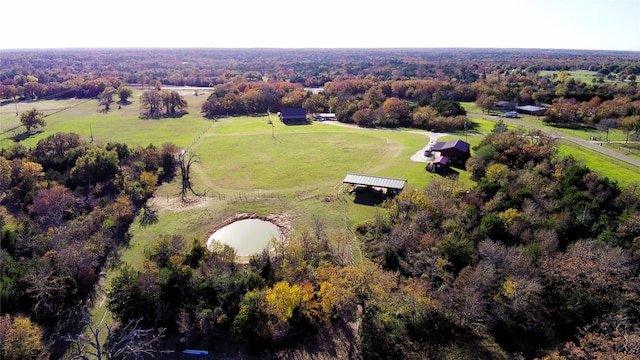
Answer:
557, 141, 640, 187
192, 117, 440, 193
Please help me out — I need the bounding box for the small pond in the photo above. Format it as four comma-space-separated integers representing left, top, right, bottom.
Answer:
206, 219, 282, 256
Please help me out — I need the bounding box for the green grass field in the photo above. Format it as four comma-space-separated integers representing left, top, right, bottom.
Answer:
557, 140, 640, 186
515, 116, 629, 141
538, 70, 625, 84
0, 90, 214, 149
2, 94, 639, 245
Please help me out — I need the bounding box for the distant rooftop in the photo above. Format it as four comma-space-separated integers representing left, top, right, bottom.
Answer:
517, 105, 548, 112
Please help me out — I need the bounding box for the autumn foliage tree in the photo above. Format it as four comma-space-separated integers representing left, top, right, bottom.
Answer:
0, 315, 44, 360
28, 185, 76, 229
19, 108, 46, 133
139, 90, 163, 118
117, 85, 133, 103
99, 86, 117, 111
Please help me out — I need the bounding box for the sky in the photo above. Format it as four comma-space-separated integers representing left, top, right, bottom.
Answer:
1, 0, 639, 51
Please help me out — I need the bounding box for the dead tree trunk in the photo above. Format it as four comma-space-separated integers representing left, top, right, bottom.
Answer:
178, 150, 205, 202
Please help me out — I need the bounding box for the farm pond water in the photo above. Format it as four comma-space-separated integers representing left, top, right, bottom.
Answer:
206, 219, 282, 256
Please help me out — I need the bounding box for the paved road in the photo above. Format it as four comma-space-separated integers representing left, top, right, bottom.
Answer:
469, 112, 640, 168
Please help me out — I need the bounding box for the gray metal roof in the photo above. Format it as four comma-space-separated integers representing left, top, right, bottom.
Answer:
343, 174, 407, 190
517, 105, 548, 112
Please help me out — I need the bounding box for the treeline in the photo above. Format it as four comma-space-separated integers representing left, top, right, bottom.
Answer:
200, 79, 469, 131
0, 133, 178, 358
2, 49, 640, 89
2, 49, 639, 101
0, 74, 125, 100
199, 73, 640, 133
3, 49, 640, 135
543, 96, 640, 137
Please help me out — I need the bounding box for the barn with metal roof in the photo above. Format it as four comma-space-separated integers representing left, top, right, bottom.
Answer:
279, 108, 308, 124
516, 105, 548, 116
343, 174, 407, 195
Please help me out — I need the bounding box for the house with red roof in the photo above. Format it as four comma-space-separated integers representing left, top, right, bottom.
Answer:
426, 139, 471, 173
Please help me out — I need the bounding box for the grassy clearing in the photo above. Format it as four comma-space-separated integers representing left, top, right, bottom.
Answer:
190, 118, 444, 193
537, 70, 624, 84
607, 142, 640, 161
515, 116, 630, 142
461, 101, 482, 114
466, 115, 502, 134
0, 90, 213, 149
557, 140, 640, 186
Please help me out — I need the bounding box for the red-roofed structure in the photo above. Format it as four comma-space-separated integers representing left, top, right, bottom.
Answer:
426, 156, 449, 173
430, 139, 470, 165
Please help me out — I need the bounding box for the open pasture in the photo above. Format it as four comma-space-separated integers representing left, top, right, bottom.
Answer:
538, 69, 624, 84
0, 89, 213, 149
557, 141, 640, 186
192, 118, 445, 193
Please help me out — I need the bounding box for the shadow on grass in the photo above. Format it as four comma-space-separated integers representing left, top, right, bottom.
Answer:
353, 190, 387, 206
12, 129, 43, 142
139, 111, 189, 120
282, 120, 312, 125
429, 166, 462, 178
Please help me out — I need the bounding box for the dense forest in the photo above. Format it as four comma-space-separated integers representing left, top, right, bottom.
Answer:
1, 48, 640, 359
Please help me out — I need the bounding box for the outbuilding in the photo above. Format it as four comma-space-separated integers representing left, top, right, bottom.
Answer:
496, 101, 517, 112
279, 108, 308, 124
343, 174, 406, 196
313, 113, 336, 121
516, 105, 548, 116
426, 156, 449, 173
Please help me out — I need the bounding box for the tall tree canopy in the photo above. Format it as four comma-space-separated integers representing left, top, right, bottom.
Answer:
19, 108, 46, 133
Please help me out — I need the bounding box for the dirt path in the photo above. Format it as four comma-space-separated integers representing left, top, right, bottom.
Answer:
469, 112, 640, 167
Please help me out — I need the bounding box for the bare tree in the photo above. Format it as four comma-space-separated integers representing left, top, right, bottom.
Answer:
598, 118, 618, 142
63, 308, 165, 360
178, 150, 205, 202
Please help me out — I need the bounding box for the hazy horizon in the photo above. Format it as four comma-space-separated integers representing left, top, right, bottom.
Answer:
2, 0, 639, 52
